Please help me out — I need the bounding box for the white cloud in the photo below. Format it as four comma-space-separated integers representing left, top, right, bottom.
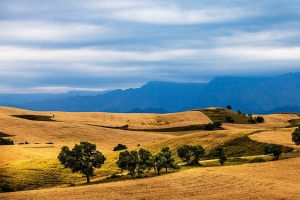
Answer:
0, 21, 111, 43
110, 7, 251, 24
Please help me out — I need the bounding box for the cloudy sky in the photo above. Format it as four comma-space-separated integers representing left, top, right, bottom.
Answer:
1, 0, 300, 93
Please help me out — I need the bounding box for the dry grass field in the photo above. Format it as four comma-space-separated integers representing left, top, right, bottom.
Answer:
1, 106, 300, 199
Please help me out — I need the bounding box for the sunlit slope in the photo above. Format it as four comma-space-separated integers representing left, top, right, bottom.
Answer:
143, 129, 257, 153
0, 107, 211, 164
1, 157, 300, 200
51, 110, 212, 129
249, 128, 300, 150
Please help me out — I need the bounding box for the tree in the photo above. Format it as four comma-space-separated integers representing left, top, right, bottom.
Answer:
213, 121, 222, 128
225, 116, 234, 123
255, 116, 265, 123
58, 141, 106, 183
116, 148, 154, 178
205, 123, 215, 130
292, 125, 300, 145
177, 145, 206, 165
264, 144, 282, 161
177, 145, 193, 163
226, 105, 232, 110
116, 150, 139, 178
212, 146, 227, 165
237, 110, 242, 115
156, 146, 179, 174
137, 148, 154, 177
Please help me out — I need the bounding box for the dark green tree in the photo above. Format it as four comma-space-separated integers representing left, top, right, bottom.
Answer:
205, 123, 215, 130
58, 141, 106, 183
212, 146, 227, 165
237, 110, 242, 115
226, 105, 232, 110
156, 146, 179, 174
177, 145, 192, 163
213, 121, 222, 128
137, 148, 154, 177
255, 116, 265, 123
116, 150, 139, 178
292, 125, 300, 145
264, 144, 283, 161
177, 145, 206, 165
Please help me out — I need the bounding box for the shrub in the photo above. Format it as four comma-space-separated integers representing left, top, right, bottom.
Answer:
248, 118, 256, 124
0, 184, 14, 192
204, 123, 215, 130
225, 116, 234, 123
213, 121, 222, 128
0, 137, 14, 145
46, 142, 54, 144
113, 143, 128, 151
255, 116, 265, 123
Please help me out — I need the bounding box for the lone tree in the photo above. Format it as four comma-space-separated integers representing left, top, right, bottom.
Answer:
177, 145, 206, 165
226, 105, 232, 110
292, 125, 300, 145
264, 144, 283, 161
58, 141, 106, 183
212, 146, 227, 165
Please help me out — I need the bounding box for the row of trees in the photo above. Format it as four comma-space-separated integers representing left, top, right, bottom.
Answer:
59, 134, 297, 184
117, 146, 179, 178
58, 142, 230, 183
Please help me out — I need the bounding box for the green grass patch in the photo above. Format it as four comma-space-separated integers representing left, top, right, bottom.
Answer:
198, 108, 252, 124
207, 135, 294, 158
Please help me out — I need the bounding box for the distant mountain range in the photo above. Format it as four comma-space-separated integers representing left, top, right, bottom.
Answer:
1, 72, 300, 114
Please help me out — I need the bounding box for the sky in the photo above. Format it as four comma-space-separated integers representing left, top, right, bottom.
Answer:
1, 0, 300, 93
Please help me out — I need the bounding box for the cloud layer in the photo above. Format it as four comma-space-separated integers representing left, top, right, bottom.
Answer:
1, 0, 300, 93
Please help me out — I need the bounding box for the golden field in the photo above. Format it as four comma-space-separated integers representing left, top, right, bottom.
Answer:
0, 106, 300, 199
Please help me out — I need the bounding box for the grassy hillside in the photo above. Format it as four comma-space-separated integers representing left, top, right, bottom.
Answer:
0, 106, 300, 195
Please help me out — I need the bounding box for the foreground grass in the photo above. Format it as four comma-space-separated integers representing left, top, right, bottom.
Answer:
0, 152, 120, 192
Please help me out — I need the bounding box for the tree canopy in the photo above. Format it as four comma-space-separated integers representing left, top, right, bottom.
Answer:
212, 146, 227, 165
58, 141, 106, 183
177, 145, 205, 165
292, 125, 300, 145
264, 144, 282, 161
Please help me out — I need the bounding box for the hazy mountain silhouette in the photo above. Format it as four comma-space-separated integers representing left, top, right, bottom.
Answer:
2, 72, 300, 114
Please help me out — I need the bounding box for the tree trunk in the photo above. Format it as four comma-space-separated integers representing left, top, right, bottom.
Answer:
165, 167, 168, 173
86, 175, 90, 183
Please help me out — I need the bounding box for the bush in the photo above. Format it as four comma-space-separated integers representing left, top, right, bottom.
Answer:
113, 143, 128, 151
204, 123, 215, 130
248, 118, 256, 124
0, 137, 14, 145
255, 116, 265, 123
225, 116, 234, 123
213, 121, 222, 128
46, 142, 53, 144
0, 184, 14, 192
